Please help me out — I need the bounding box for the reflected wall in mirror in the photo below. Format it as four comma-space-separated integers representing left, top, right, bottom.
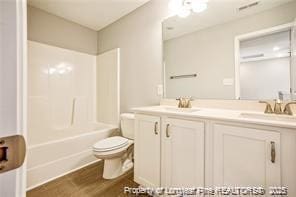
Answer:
237, 27, 292, 100
163, 0, 296, 100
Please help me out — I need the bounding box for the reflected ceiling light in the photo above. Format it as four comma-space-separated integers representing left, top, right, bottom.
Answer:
49, 68, 56, 75
273, 46, 280, 51
192, 2, 208, 13
169, 0, 208, 18
169, 0, 183, 13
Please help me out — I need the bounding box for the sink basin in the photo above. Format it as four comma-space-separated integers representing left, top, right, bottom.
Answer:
240, 112, 296, 122
163, 107, 200, 113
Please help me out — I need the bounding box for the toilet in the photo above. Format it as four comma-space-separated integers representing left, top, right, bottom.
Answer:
93, 113, 135, 179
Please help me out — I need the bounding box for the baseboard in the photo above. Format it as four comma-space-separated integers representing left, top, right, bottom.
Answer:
27, 158, 101, 191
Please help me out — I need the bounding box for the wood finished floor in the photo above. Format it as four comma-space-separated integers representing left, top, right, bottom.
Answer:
27, 161, 144, 197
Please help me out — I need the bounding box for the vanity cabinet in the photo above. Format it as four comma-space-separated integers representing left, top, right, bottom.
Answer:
161, 118, 204, 188
134, 112, 291, 194
134, 114, 161, 187
212, 124, 281, 188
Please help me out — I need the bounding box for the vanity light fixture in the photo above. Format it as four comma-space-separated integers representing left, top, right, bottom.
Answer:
169, 0, 208, 18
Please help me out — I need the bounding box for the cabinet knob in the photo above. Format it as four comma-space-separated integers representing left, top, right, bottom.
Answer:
166, 124, 170, 138
271, 141, 276, 163
154, 122, 158, 135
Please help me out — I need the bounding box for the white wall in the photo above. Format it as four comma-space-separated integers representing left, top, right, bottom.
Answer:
240, 58, 290, 100
96, 49, 120, 126
97, 0, 171, 112
164, 1, 296, 99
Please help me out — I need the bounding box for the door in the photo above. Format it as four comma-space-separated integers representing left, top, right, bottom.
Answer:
161, 118, 204, 189
213, 124, 281, 192
291, 18, 296, 99
0, 0, 27, 197
134, 114, 161, 188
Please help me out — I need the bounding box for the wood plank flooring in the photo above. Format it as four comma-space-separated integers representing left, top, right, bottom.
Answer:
27, 161, 142, 197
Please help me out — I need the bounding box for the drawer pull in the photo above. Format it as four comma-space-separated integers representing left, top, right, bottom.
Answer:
166, 124, 170, 138
271, 141, 276, 163
154, 122, 158, 135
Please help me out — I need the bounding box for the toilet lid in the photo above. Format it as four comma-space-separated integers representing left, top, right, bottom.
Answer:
93, 136, 129, 152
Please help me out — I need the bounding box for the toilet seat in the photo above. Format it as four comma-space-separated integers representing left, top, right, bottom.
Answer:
93, 140, 133, 159
93, 136, 129, 152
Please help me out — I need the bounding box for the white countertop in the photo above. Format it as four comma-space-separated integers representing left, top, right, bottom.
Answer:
133, 105, 296, 129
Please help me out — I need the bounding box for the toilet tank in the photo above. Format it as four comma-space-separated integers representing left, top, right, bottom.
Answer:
120, 113, 135, 139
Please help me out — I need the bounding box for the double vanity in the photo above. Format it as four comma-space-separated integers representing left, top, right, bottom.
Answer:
132, 2, 296, 195
133, 104, 296, 196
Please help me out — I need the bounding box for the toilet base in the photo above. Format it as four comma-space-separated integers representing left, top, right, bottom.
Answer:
103, 158, 133, 179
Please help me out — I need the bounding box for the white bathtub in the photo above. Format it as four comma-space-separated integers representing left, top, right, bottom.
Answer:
27, 123, 118, 190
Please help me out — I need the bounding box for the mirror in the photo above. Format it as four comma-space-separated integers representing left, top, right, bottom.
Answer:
162, 0, 296, 100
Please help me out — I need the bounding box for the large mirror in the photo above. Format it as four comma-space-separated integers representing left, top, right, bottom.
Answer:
162, 0, 296, 100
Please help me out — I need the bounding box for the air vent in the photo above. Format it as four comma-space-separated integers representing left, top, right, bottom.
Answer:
238, 1, 260, 11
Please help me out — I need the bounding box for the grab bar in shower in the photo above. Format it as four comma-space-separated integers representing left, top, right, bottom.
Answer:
71, 98, 76, 126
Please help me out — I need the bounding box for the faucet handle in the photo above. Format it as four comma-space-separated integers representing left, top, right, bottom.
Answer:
176, 97, 192, 108
259, 101, 273, 114
283, 101, 296, 115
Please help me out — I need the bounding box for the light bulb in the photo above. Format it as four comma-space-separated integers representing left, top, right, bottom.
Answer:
177, 7, 191, 18
169, 0, 183, 12
192, 2, 207, 13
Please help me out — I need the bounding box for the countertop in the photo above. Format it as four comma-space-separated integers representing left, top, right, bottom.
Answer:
133, 105, 296, 129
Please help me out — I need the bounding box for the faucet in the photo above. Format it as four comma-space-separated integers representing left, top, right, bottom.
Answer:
283, 101, 296, 115
278, 91, 284, 101
259, 100, 296, 115
259, 99, 283, 114
176, 97, 193, 108
259, 101, 273, 114
273, 99, 283, 114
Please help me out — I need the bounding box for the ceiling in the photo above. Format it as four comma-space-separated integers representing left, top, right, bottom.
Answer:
163, 0, 295, 40
28, 0, 151, 31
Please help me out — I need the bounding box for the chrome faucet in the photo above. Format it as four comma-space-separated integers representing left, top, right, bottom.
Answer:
176, 97, 193, 108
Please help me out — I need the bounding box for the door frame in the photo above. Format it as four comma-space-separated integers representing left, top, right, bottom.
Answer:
16, 0, 27, 196
234, 22, 293, 99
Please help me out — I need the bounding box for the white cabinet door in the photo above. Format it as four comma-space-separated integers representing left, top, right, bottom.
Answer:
161, 118, 205, 188
134, 114, 161, 188
213, 124, 281, 190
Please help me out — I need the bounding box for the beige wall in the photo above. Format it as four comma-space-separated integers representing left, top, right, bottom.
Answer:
28, 6, 97, 55
97, 0, 171, 112
164, 1, 296, 100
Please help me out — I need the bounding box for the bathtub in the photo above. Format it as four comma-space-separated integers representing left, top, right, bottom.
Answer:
27, 123, 118, 190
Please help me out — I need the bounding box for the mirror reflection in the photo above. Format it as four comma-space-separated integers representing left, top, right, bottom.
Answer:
163, 0, 296, 100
